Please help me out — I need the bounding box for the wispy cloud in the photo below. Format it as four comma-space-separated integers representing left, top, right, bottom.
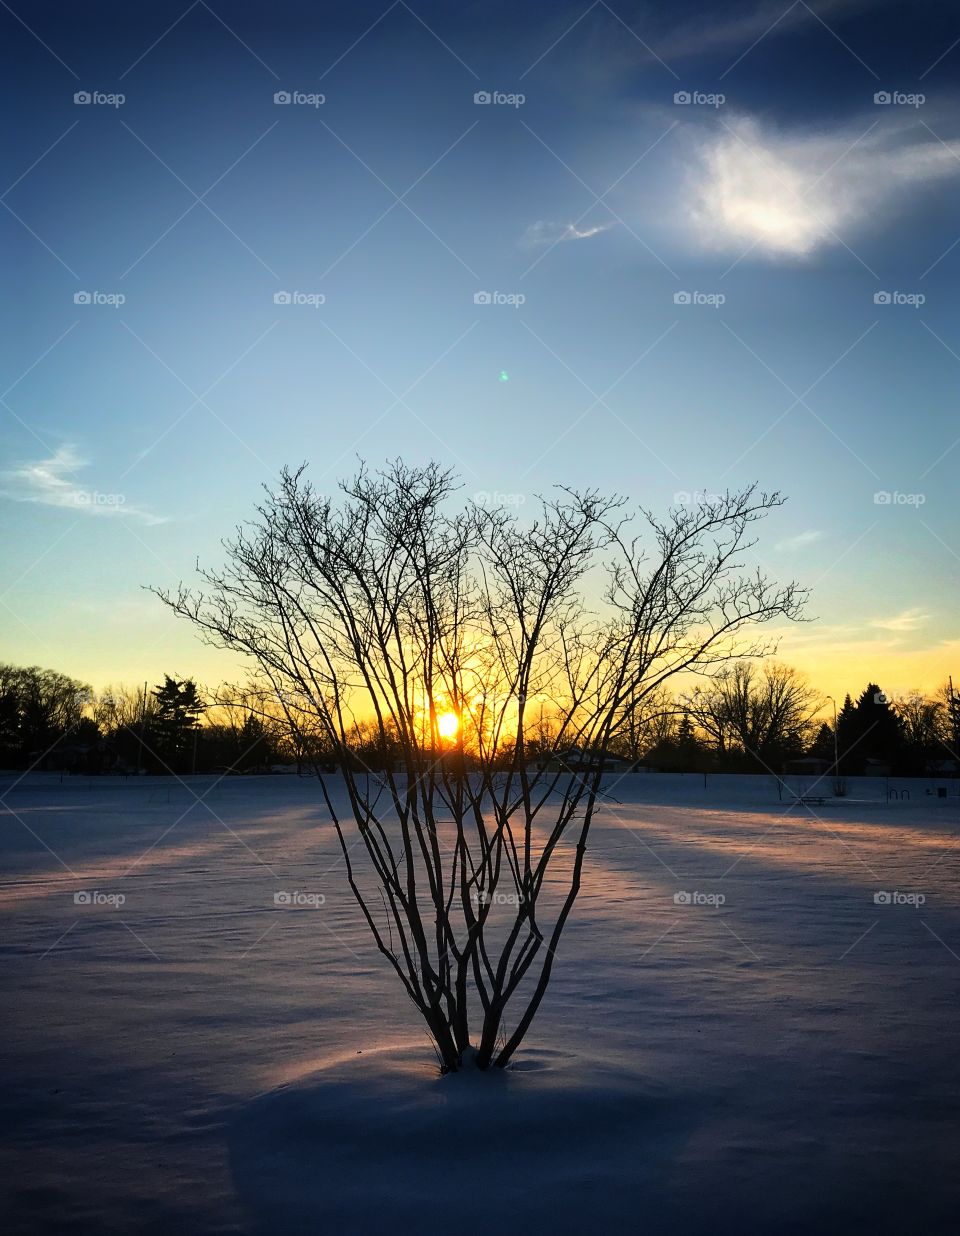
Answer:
652, 0, 881, 65
775, 528, 823, 551
520, 219, 616, 247
0, 445, 167, 525
869, 607, 929, 632
686, 112, 960, 257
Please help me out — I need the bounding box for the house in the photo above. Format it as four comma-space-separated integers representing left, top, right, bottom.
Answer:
531, 747, 633, 775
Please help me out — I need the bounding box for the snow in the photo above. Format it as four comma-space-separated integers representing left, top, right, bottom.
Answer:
1, 771, 958, 1233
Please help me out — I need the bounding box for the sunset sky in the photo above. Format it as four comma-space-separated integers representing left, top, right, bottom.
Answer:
2, 0, 958, 706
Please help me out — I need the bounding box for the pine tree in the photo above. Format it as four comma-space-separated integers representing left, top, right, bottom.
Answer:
151, 676, 205, 770
237, 712, 270, 771
835, 694, 857, 774
809, 722, 834, 763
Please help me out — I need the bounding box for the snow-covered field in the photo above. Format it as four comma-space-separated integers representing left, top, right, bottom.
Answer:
2, 771, 958, 1234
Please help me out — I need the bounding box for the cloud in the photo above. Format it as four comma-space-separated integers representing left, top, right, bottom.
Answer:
520, 219, 616, 247
775, 528, 823, 551
869, 607, 930, 632
686, 112, 960, 257
0, 445, 167, 525
652, 0, 881, 64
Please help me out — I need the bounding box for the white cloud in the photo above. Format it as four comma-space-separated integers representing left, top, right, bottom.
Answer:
775, 528, 823, 551
869, 607, 929, 633
521, 219, 616, 247
687, 113, 960, 257
653, 0, 878, 63
0, 445, 167, 525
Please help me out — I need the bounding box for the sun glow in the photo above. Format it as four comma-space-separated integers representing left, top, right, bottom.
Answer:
436, 711, 459, 739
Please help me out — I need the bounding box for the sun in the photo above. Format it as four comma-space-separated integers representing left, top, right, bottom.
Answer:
436, 711, 459, 739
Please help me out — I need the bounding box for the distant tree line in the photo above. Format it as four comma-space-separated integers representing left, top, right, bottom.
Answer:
610, 666, 958, 778
0, 666, 298, 775
0, 659, 956, 778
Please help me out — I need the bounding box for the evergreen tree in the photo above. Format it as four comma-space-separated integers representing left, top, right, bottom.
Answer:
237, 712, 271, 771
852, 683, 905, 771
809, 722, 835, 764
835, 694, 857, 774
151, 676, 205, 771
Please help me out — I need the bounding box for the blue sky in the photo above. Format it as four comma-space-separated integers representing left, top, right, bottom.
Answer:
2, 0, 958, 699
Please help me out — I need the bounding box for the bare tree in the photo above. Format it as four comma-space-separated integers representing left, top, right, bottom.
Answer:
156, 462, 805, 1072
935, 681, 960, 760
686, 661, 821, 770
93, 683, 154, 734
893, 690, 944, 749
611, 683, 678, 763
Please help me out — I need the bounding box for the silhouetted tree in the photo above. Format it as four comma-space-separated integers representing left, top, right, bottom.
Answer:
686, 661, 821, 771
157, 462, 806, 1072
0, 664, 91, 766
151, 676, 205, 771
808, 722, 835, 763
836, 684, 906, 774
